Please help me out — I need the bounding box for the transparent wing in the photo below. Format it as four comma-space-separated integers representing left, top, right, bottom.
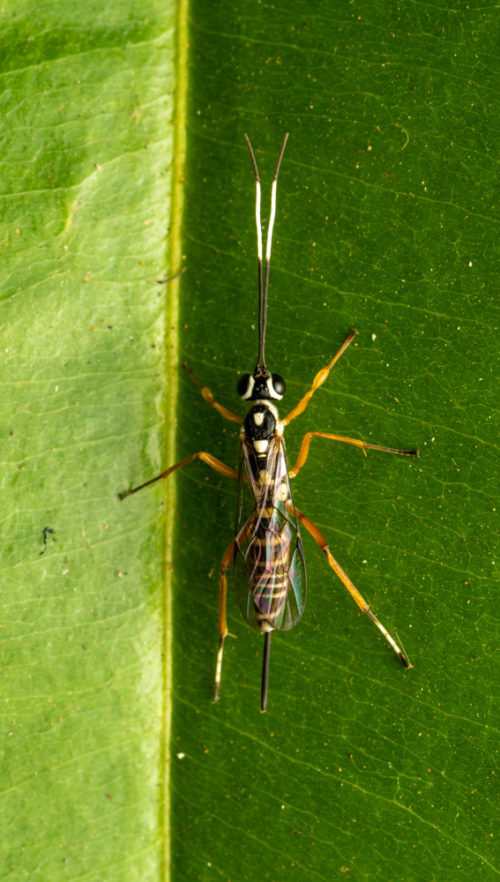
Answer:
234, 437, 306, 632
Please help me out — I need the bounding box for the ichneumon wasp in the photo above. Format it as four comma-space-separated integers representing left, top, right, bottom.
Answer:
120, 134, 419, 711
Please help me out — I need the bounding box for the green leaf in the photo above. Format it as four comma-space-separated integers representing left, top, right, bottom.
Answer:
171, 3, 498, 882
0, 2, 174, 878
1, 1, 497, 881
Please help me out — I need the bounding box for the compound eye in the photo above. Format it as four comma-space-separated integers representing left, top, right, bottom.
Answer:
271, 374, 286, 397
237, 374, 253, 399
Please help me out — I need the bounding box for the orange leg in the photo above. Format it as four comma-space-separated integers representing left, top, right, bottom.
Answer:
183, 363, 243, 425
294, 506, 412, 668
120, 446, 245, 700
289, 431, 418, 478
283, 330, 358, 426
214, 518, 254, 701
119, 451, 238, 499
214, 538, 237, 702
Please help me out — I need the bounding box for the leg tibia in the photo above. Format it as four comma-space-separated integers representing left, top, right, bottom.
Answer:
294, 506, 411, 668
214, 537, 240, 702
119, 451, 238, 500
289, 431, 418, 479
183, 363, 243, 425
283, 330, 358, 425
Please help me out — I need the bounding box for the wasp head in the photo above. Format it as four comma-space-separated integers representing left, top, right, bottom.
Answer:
237, 369, 286, 402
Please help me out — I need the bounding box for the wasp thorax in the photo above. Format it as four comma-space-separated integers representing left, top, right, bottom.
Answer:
237, 372, 286, 401
244, 404, 276, 444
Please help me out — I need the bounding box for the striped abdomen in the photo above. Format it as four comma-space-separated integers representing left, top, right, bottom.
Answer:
234, 435, 307, 633
249, 491, 294, 632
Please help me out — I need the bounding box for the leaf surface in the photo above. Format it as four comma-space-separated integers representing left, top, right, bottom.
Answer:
0, 3, 174, 878
0, 1, 497, 881
172, 3, 498, 881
